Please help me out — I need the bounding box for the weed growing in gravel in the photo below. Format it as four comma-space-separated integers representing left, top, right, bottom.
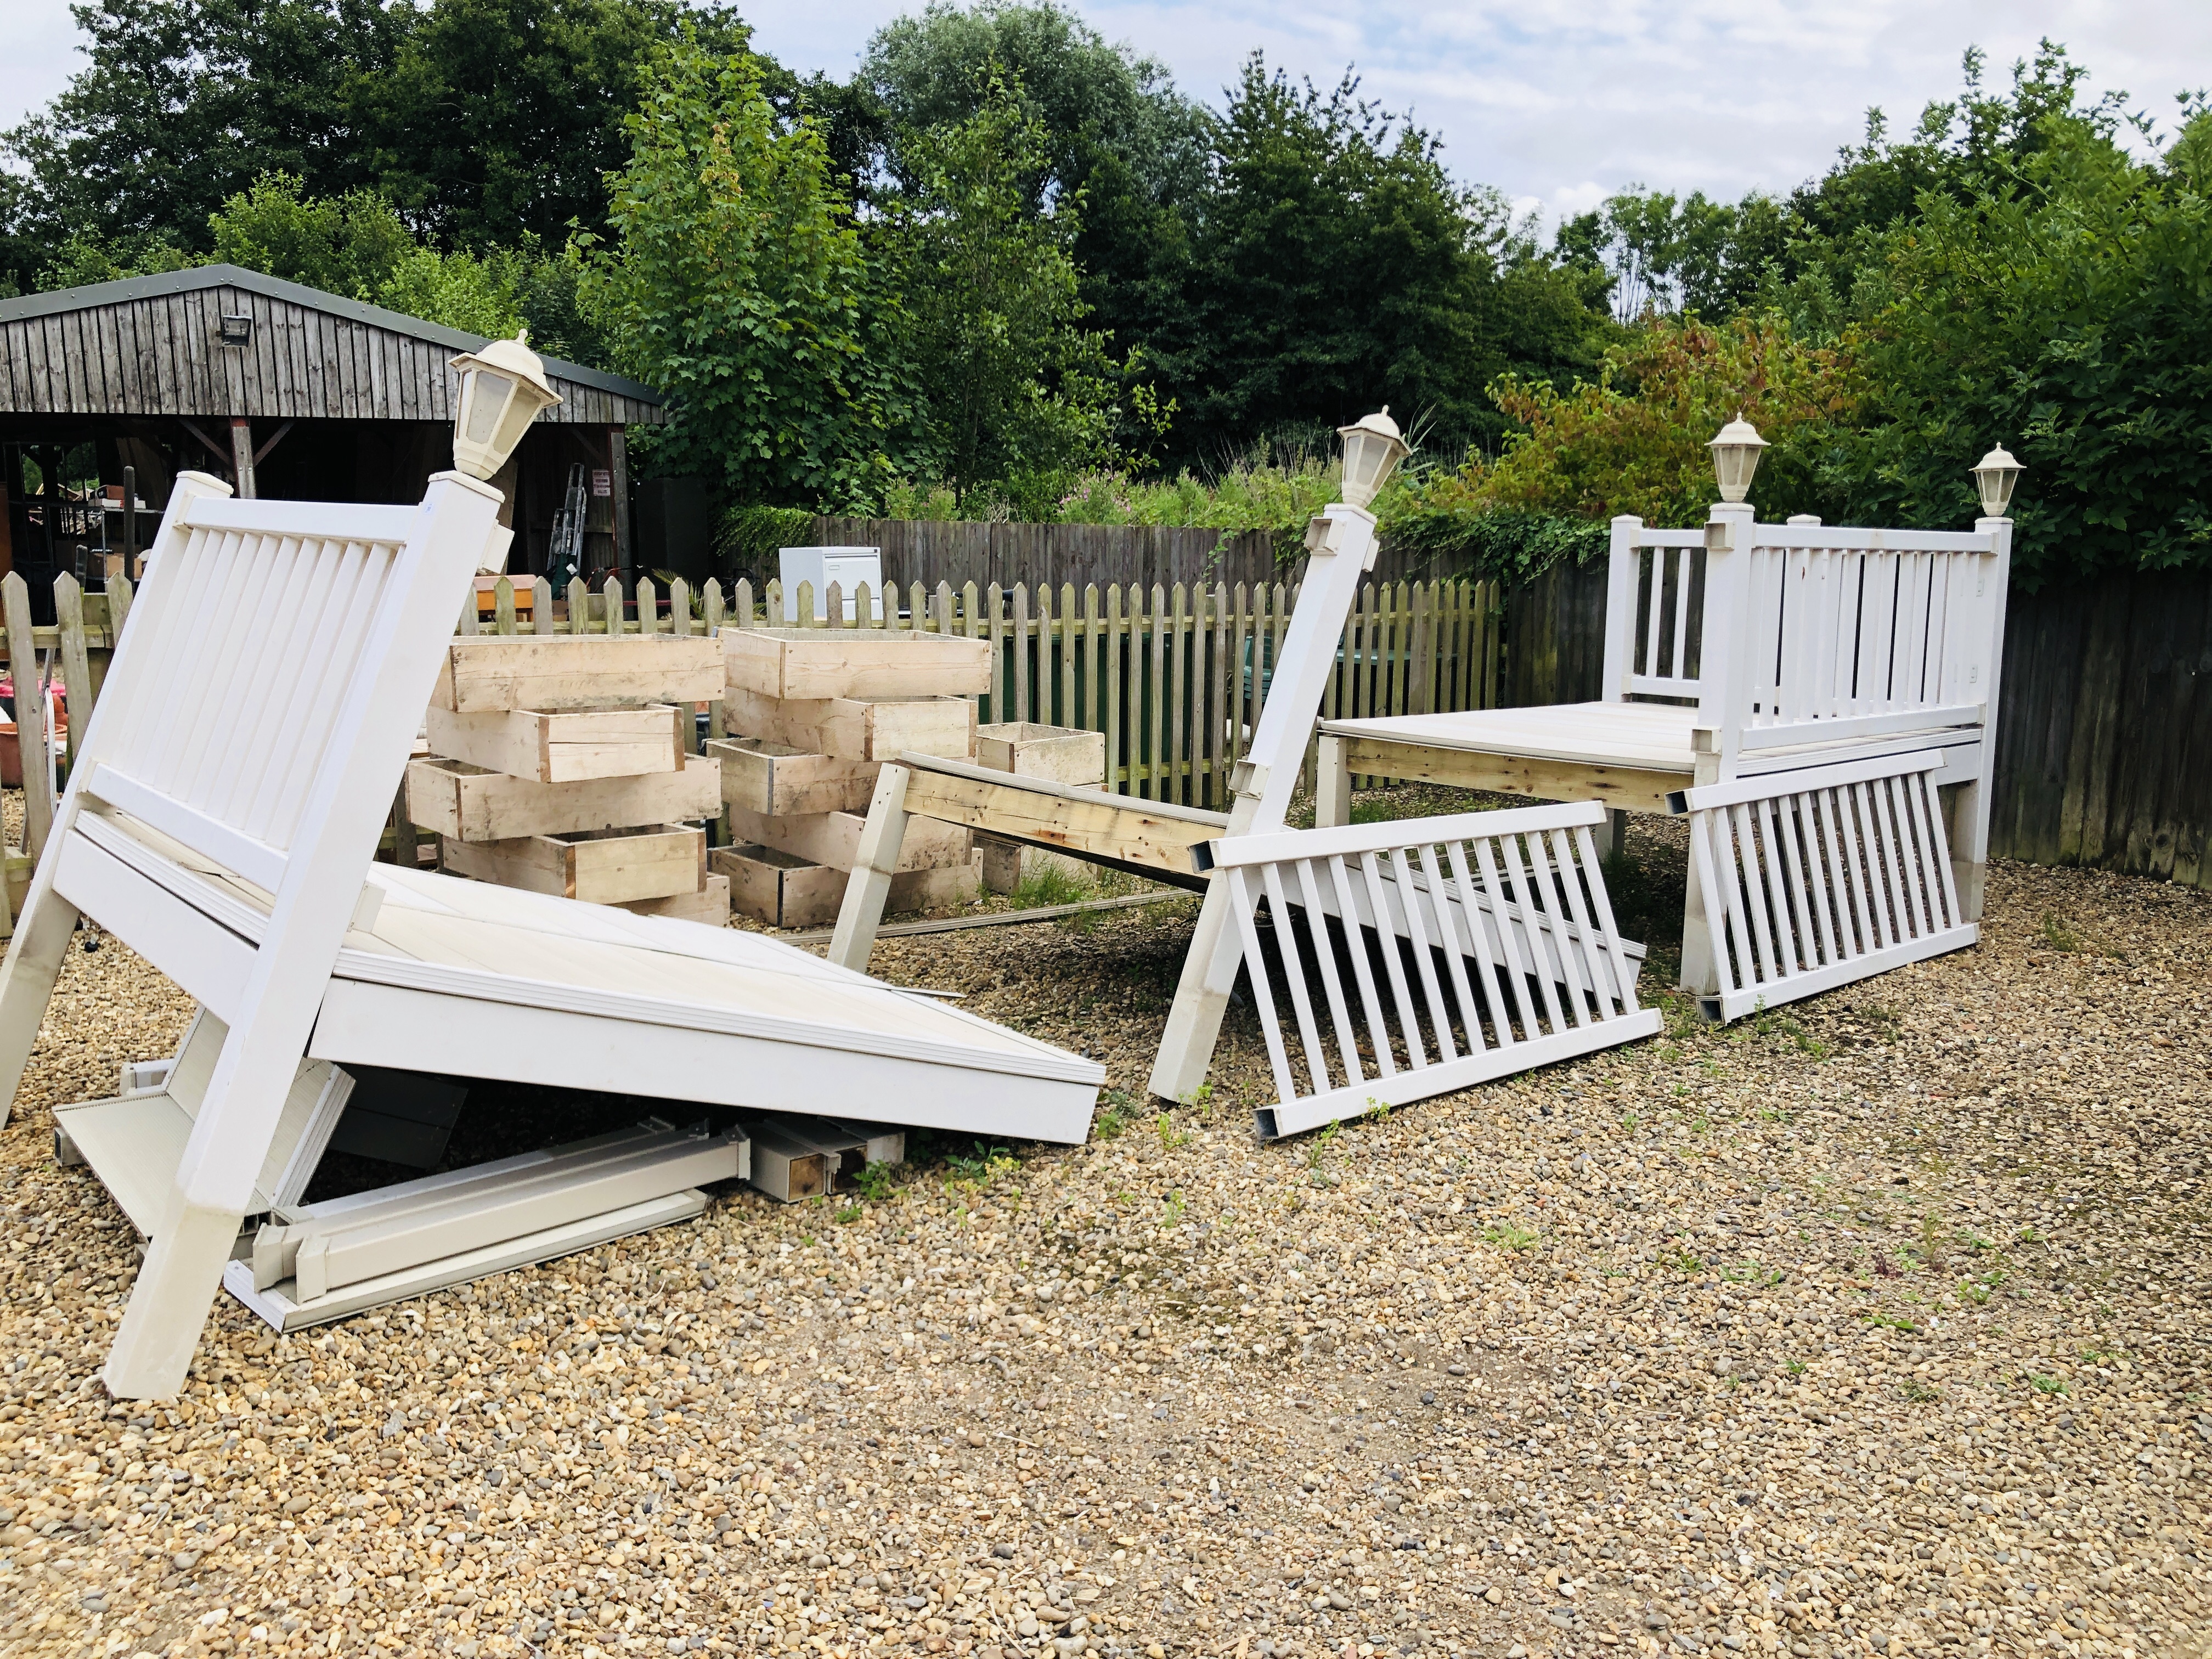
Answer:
1917, 1212, 1950, 1273
1305, 1121, 1342, 1184
2030, 1373, 2070, 1395
1160, 1189, 1187, 1228
851, 1160, 900, 1202
1662, 1244, 1704, 1273
1900, 1379, 1941, 1403
1093, 1088, 1133, 1140
1011, 863, 1093, 910
1155, 1113, 1192, 1152
2040, 912, 2083, 951
1482, 1222, 1539, 1252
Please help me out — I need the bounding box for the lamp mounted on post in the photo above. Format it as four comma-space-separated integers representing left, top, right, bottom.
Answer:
1336, 407, 1410, 512
1706, 413, 1769, 504
1971, 444, 2022, 519
448, 330, 562, 483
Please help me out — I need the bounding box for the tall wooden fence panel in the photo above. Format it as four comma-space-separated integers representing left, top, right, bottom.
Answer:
797, 517, 1489, 600
1987, 571, 2212, 888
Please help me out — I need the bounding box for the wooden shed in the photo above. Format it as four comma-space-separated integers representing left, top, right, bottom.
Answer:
0, 264, 665, 619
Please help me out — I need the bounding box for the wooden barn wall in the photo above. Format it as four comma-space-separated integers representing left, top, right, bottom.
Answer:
0, 285, 656, 425
1492, 558, 2212, 888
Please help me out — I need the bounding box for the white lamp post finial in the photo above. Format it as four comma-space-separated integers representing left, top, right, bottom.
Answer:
1337, 407, 1410, 511
1971, 444, 2022, 518
449, 330, 563, 482
1707, 412, 1769, 505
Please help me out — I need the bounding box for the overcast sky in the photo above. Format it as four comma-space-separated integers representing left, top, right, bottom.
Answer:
7, 0, 2209, 225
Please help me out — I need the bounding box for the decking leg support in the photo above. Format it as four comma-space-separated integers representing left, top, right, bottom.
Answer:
1315, 734, 1352, 829
105, 1197, 243, 1399
827, 765, 911, 973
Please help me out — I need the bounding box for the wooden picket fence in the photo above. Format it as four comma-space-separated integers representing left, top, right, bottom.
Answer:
0, 566, 1502, 934
461, 570, 1504, 811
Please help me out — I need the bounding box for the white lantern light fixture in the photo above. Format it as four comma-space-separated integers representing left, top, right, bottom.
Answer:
1706, 412, 1769, 504
448, 329, 562, 482
1971, 443, 2022, 518
1336, 407, 1410, 511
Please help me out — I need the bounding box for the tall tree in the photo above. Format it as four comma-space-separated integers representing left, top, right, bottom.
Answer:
889, 69, 1117, 511
358, 0, 750, 249
1, 0, 407, 281
584, 39, 921, 509
1158, 57, 1607, 466
856, 2, 1206, 431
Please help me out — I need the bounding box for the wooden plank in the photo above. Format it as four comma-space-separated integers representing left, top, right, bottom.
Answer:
721, 626, 992, 700
441, 823, 704, 902
1335, 735, 1686, 812
611, 872, 729, 923
405, 754, 719, 842
431, 634, 722, 713
52, 574, 93, 775
3, 573, 54, 859
892, 755, 1220, 882
424, 703, 684, 783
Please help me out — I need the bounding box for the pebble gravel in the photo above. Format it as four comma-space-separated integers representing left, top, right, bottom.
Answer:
0, 831, 2204, 1659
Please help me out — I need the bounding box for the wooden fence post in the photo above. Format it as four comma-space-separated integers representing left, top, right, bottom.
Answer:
3, 573, 54, 860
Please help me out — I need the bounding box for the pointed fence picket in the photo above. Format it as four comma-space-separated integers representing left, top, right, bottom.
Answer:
0, 568, 1505, 936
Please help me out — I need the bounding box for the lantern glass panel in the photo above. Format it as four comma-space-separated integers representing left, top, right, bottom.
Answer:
464, 370, 514, 447
494, 386, 541, 465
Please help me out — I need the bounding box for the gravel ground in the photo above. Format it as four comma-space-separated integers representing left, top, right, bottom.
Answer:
0, 809, 2205, 1659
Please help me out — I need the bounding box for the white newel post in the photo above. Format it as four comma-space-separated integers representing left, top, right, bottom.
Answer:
1148, 503, 1381, 1103
1600, 515, 1641, 701
1679, 499, 1756, 997
1950, 516, 2012, 921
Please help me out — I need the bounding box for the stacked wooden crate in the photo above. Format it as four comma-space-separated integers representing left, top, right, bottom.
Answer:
405, 635, 730, 920
973, 721, 1109, 892
707, 627, 992, 927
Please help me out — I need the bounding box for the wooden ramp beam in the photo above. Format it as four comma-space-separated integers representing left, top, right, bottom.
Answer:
827, 754, 1226, 972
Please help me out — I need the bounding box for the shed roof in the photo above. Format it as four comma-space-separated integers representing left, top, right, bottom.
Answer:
0, 264, 663, 425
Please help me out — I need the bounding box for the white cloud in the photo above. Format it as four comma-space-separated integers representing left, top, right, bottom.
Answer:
754, 0, 2212, 226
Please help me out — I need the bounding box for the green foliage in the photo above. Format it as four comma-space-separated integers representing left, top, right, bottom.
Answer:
890, 67, 1120, 512
1, 0, 406, 286
586, 39, 922, 509
1426, 314, 1867, 527
1834, 111, 2212, 584
357, 0, 751, 250
206, 173, 416, 298
857, 2, 1207, 422
716, 503, 816, 589
2, 0, 732, 295
1157, 56, 1609, 466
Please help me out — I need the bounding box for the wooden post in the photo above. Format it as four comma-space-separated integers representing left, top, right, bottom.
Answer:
229, 419, 257, 500
608, 427, 632, 589
53, 574, 92, 776
827, 764, 912, 973
3, 573, 54, 859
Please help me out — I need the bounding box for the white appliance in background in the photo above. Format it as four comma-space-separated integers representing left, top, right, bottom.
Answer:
778, 546, 883, 623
